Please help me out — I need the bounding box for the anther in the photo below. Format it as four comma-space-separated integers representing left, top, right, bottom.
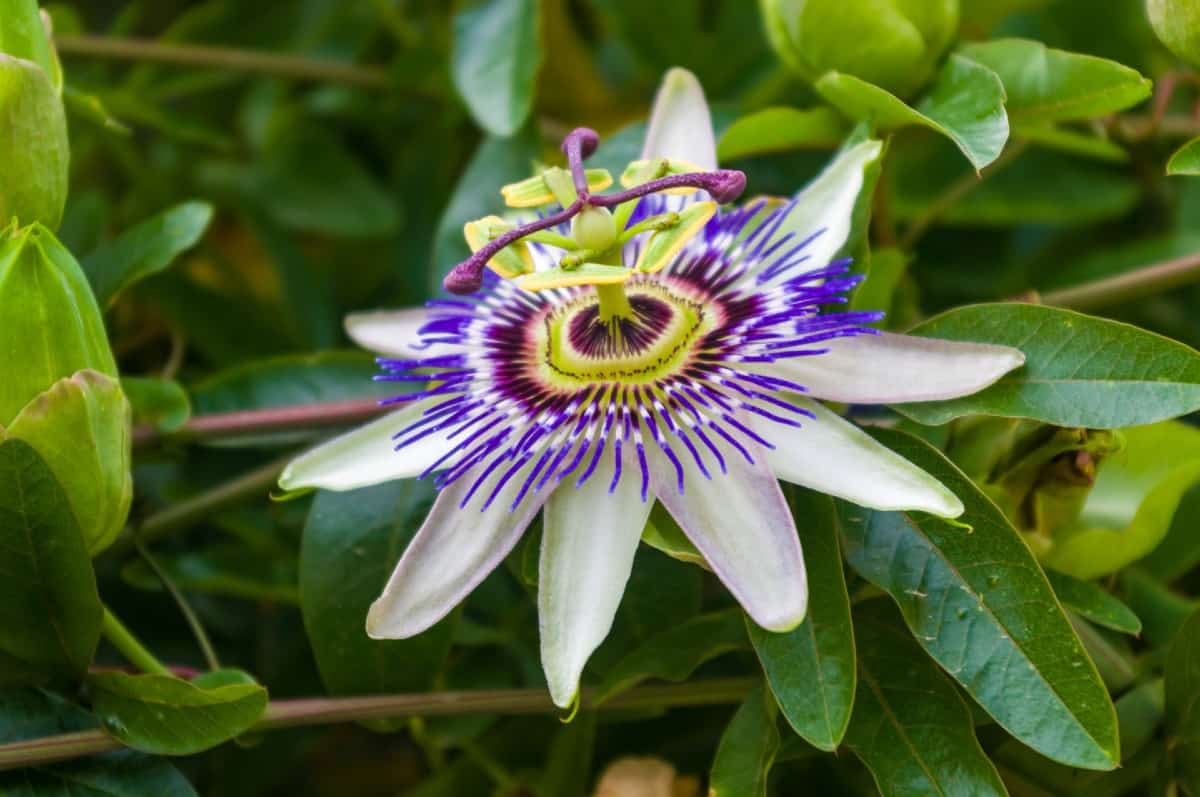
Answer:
442, 128, 747, 295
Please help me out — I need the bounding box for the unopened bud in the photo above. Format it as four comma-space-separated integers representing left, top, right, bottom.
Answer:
0, 225, 129, 554
761, 0, 959, 98
1148, 0, 1200, 67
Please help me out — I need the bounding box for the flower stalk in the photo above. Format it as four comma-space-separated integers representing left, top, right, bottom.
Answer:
100, 606, 171, 676
0, 678, 757, 772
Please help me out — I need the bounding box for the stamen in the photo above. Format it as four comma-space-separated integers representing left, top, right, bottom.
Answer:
443, 126, 747, 295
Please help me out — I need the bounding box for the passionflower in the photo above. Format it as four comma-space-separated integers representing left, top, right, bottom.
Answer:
280, 69, 1025, 708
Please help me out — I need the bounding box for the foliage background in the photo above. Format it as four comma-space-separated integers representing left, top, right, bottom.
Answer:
6, 0, 1200, 794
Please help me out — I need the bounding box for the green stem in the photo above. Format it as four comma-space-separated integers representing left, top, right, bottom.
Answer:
107, 455, 292, 556
1038, 250, 1200, 311
54, 34, 390, 88
897, 140, 1029, 251
100, 607, 171, 676
0, 678, 754, 772
133, 537, 222, 671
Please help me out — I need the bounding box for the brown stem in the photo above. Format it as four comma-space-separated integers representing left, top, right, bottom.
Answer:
1038, 250, 1200, 311
133, 397, 388, 448
0, 678, 755, 772
107, 455, 293, 556
54, 34, 390, 88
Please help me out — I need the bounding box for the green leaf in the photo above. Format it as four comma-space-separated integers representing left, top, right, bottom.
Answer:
1047, 570, 1142, 635
0, 688, 197, 796
1013, 122, 1129, 163
0, 439, 102, 685
889, 140, 1139, 226
301, 481, 455, 702
594, 609, 747, 704
204, 128, 400, 239
1169, 136, 1200, 176
840, 428, 1119, 770
0, 54, 68, 230
844, 603, 1007, 797
959, 38, 1152, 122
816, 54, 1009, 169
451, 0, 542, 137
716, 107, 847, 161
1069, 613, 1136, 692
122, 377, 190, 434
1166, 609, 1200, 789
540, 713, 596, 797
749, 487, 854, 752
88, 671, 268, 756
708, 685, 779, 797
1121, 569, 1197, 649
895, 303, 1200, 428
431, 129, 541, 292
1043, 421, 1200, 579
82, 201, 212, 308
850, 247, 909, 317
1138, 483, 1200, 583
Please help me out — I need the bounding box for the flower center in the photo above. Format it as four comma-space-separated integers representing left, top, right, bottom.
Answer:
538, 280, 714, 388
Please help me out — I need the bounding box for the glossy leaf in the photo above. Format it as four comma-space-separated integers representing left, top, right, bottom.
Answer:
708, 685, 779, 797
959, 39, 1151, 122
540, 713, 596, 797
1121, 569, 1198, 649
301, 480, 456, 701
749, 487, 854, 751
895, 303, 1200, 428
0, 688, 197, 796
88, 670, 268, 755
1013, 122, 1129, 162
840, 428, 1119, 770
845, 603, 1007, 797
122, 377, 190, 434
0, 439, 102, 685
451, 0, 542, 137
1169, 136, 1200, 176
82, 201, 213, 308
593, 609, 747, 704
1047, 570, 1142, 635
889, 140, 1140, 226
1043, 421, 1200, 579
208, 128, 400, 239
717, 107, 846, 160
816, 55, 1009, 169
1166, 609, 1200, 790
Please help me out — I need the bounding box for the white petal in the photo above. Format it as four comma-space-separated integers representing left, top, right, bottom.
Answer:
751, 139, 882, 282
647, 431, 807, 632
345, 308, 448, 358
641, 67, 717, 170
539, 445, 652, 708
763, 332, 1026, 404
278, 399, 454, 492
761, 398, 963, 518
367, 459, 552, 638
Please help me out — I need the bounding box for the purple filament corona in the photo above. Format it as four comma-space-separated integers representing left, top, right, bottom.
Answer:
376, 194, 884, 512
